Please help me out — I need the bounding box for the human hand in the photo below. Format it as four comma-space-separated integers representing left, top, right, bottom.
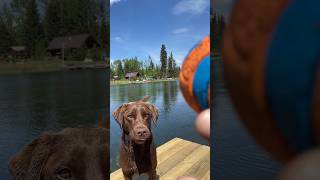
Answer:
278, 148, 320, 180
195, 109, 210, 140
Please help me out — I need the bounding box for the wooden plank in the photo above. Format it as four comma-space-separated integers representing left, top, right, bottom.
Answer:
157, 142, 200, 176
110, 170, 123, 180
156, 138, 182, 154
184, 147, 210, 178
200, 171, 210, 180
157, 138, 196, 164
110, 138, 210, 180
160, 145, 209, 179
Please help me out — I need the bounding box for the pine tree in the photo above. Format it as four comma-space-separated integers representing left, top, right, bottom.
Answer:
114, 60, 124, 78
212, 13, 218, 54
149, 57, 154, 70
24, 0, 42, 57
168, 52, 174, 77
217, 15, 225, 52
160, 44, 167, 78
10, 0, 29, 45
0, 18, 13, 54
0, 4, 15, 54
99, 2, 108, 51
172, 56, 177, 77
44, 0, 62, 42
212, 13, 226, 55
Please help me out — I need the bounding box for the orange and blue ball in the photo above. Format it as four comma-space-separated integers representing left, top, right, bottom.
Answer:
179, 36, 210, 113
223, 0, 320, 163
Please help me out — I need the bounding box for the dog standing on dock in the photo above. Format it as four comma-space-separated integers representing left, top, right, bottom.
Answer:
112, 96, 159, 180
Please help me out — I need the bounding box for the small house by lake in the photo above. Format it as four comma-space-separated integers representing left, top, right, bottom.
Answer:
7, 46, 27, 60
125, 72, 140, 80
112, 75, 119, 80
47, 34, 99, 60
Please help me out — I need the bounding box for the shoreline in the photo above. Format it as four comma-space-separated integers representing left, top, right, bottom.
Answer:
110, 79, 178, 85
0, 61, 108, 75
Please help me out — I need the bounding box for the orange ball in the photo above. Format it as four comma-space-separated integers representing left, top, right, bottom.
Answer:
179, 36, 211, 113
223, 0, 320, 163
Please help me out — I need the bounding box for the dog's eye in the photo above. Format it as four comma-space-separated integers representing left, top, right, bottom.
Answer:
127, 114, 135, 119
56, 167, 73, 180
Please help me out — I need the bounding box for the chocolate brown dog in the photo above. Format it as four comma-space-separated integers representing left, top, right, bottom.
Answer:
9, 127, 109, 180
112, 96, 159, 180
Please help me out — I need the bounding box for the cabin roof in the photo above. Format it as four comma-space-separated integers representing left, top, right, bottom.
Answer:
47, 34, 94, 50
10, 46, 26, 52
125, 72, 140, 78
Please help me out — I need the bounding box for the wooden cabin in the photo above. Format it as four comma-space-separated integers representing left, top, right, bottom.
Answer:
125, 72, 140, 80
47, 34, 99, 59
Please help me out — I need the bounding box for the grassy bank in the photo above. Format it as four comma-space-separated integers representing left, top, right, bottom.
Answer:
0, 60, 104, 75
110, 78, 178, 85
0, 61, 63, 74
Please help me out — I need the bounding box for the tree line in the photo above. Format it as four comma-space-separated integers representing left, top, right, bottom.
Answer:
0, 0, 109, 60
111, 44, 180, 80
212, 13, 225, 55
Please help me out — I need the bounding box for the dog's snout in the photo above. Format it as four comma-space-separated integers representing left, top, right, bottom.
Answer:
137, 129, 147, 136
135, 126, 150, 138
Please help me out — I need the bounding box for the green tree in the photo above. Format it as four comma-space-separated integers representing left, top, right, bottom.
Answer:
24, 0, 42, 57
44, 0, 62, 42
100, 8, 109, 52
160, 44, 167, 78
0, 3, 15, 54
123, 57, 141, 74
10, 0, 28, 45
113, 60, 124, 78
168, 52, 174, 77
148, 56, 154, 70
0, 18, 13, 55
172, 56, 178, 77
212, 13, 225, 55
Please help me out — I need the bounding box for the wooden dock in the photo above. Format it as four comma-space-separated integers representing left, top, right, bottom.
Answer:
110, 138, 210, 180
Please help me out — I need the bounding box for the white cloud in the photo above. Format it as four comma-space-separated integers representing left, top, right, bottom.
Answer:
172, 28, 190, 34
172, 0, 209, 15
173, 51, 187, 66
112, 36, 124, 43
110, 0, 121, 5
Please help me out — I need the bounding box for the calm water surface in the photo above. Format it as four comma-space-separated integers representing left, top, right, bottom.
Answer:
212, 58, 282, 180
110, 80, 209, 172
0, 70, 107, 179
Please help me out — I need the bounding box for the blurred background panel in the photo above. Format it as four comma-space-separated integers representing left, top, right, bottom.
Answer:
0, 0, 109, 178
211, 0, 281, 179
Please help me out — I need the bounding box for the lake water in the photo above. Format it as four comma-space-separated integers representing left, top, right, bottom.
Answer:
0, 70, 108, 179
110, 80, 209, 172
212, 58, 282, 180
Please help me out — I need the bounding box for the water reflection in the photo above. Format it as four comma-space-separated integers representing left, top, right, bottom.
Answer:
0, 70, 108, 179
212, 58, 281, 179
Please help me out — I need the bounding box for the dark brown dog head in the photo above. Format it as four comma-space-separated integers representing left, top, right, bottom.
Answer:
9, 127, 109, 180
112, 96, 159, 144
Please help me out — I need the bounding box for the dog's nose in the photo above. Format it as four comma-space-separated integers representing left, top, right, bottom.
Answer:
135, 126, 150, 138
137, 129, 147, 136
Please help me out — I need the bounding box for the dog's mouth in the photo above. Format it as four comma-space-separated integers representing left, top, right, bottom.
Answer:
135, 139, 146, 143
132, 136, 150, 144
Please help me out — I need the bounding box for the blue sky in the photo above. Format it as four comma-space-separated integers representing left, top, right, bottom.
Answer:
110, 0, 210, 66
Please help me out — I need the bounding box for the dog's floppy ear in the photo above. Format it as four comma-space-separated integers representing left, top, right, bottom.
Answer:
9, 133, 56, 179
146, 103, 159, 124
112, 103, 130, 128
140, 96, 150, 102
